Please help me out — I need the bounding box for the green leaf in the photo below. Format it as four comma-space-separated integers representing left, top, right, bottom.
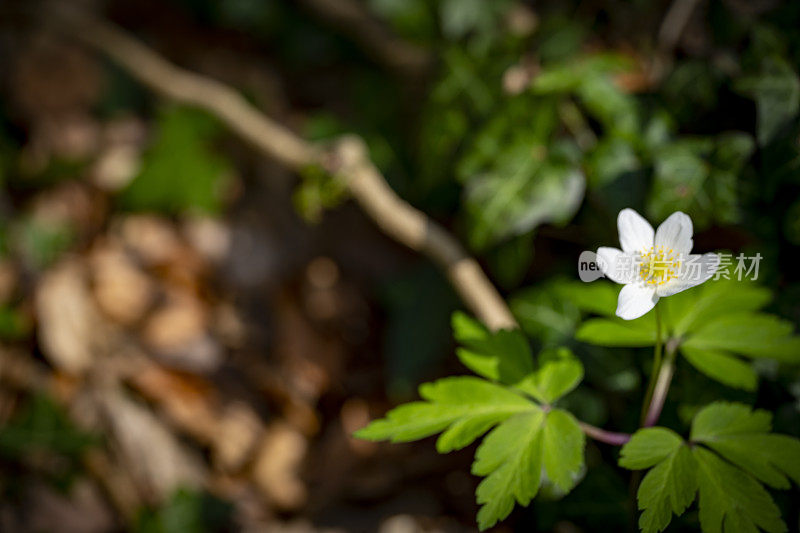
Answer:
680, 346, 758, 391
693, 447, 786, 533
463, 154, 585, 249
510, 282, 582, 345
120, 106, 231, 214
619, 428, 684, 470
473, 408, 585, 530
647, 142, 709, 222
451, 312, 535, 384
736, 57, 800, 146
553, 280, 619, 316
667, 279, 772, 337
473, 410, 545, 530
620, 403, 800, 533
637, 446, 698, 533
354, 377, 535, 450
575, 317, 656, 346
516, 347, 583, 404
683, 313, 800, 362
691, 402, 800, 490
690, 402, 772, 440
542, 409, 585, 494
0, 394, 97, 459
619, 429, 696, 533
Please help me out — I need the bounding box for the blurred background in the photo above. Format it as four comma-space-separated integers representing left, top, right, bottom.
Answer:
0, 0, 799, 531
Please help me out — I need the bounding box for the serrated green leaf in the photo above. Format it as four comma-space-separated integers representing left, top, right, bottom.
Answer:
456, 332, 535, 385
516, 347, 583, 404
683, 313, 799, 362
637, 446, 697, 533
705, 435, 800, 490
542, 409, 585, 493
690, 402, 772, 441
619, 428, 684, 470
473, 407, 585, 530
667, 279, 772, 337
680, 346, 758, 391
621, 403, 800, 533
690, 402, 800, 490
355, 377, 534, 446
575, 317, 656, 346
473, 410, 545, 530
693, 446, 786, 533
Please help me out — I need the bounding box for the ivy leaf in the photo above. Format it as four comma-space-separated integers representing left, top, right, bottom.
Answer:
354, 377, 535, 452
473, 408, 585, 530
451, 311, 534, 384
736, 57, 800, 146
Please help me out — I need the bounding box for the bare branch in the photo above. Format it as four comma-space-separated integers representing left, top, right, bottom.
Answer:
48, 6, 517, 332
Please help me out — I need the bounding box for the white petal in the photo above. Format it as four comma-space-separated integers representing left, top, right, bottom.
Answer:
656, 253, 720, 297
616, 283, 658, 320
654, 211, 693, 255
596, 247, 637, 284
618, 208, 654, 254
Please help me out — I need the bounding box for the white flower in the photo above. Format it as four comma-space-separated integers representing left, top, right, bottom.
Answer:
596, 209, 720, 320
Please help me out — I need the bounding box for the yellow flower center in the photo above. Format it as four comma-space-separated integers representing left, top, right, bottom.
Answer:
639, 246, 680, 286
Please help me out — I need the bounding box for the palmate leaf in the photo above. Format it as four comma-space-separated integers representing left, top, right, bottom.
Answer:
473, 408, 585, 530
620, 402, 800, 533
354, 377, 535, 450
358, 314, 587, 530
452, 312, 583, 403
573, 279, 800, 390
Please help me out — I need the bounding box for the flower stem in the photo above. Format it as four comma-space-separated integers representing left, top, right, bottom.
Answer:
640, 304, 663, 425
643, 345, 677, 427
578, 421, 631, 446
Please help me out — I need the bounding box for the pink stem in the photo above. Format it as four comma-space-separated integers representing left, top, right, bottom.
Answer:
579, 421, 631, 446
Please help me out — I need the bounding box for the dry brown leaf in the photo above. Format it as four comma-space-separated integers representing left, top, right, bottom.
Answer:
212, 402, 263, 472
141, 293, 222, 372
35, 259, 102, 375
129, 362, 220, 442
99, 390, 205, 502
90, 242, 155, 325
252, 423, 308, 511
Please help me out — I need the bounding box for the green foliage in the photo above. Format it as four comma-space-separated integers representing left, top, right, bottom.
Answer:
12, 215, 75, 270
357, 313, 587, 530
134, 488, 233, 533
120, 106, 232, 214
736, 57, 800, 146
0, 394, 96, 459
575, 279, 800, 390
292, 163, 347, 223
620, 403, 800, 533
